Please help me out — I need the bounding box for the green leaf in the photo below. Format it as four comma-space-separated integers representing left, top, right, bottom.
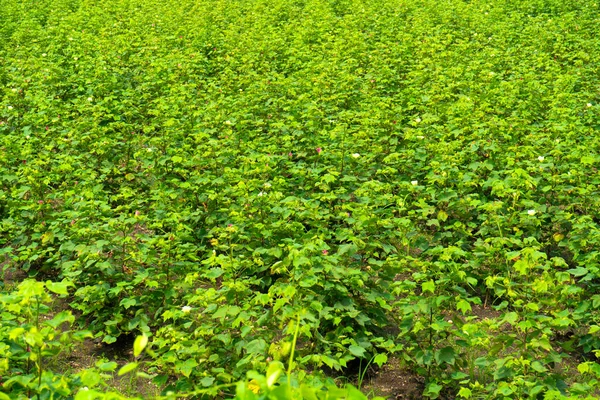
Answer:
422, 280, 435, 294
531, 361, 547, 373
456, 299, 471, 314
581, 155, 596, 165
348, 345, 366, 358
97, 361, 118, 372
134, 334, 149, 357
103, 335, 117, 344
118, 362, 139, 376
120, 297, 137, 309
567, 267, 589, 277
246, 339, 267, 355
425, 381, 443, 398
46, 280, 72, 295
266, 361, 284, 387
46, 310, 75, 328
373, 353, 388, 367
200, 376, 215, 387
435, 347, 455, 365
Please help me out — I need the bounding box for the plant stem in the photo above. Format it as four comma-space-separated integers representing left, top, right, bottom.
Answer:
287, 314, 301, 387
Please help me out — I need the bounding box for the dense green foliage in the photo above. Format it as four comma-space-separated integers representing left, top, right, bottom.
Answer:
2, 0, 600, 398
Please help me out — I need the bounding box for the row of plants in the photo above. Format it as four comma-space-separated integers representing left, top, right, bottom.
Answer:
2, 0, 600, 397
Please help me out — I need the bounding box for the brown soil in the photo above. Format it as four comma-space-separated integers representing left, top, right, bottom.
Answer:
470, 304, 502, 320
362, 357, 424, 399
66, 335, 162, 397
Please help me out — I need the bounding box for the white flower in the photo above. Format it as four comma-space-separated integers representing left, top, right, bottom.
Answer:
527, 209, 536, 216
538, 156, 544, 162
411, 180, 418, 186
587, 103, 593, 108
42, 53, 47, 57
7, 106, 13, 110
415, 117, 422, 123
263, 182, 271, 188
182, 306, 192, 313
416, 135, 425, 139
146, 148, 153, 152
87, 97, 93, 102
258, 191, 266, 197
225, 120, 232, 125
11, 88, 17, 92
25, 135, 30, 139
352, 153, 360, 158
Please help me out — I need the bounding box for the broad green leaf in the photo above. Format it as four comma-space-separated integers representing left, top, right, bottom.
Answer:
118, 362, 139, 376
97, 361, 118, 372
348, 345, 366, 358
134, 334, 149, 357
373, 353, 388, 367
531, 361, 547, 373
435, 347, 455, 365
456, 299, 471, 314
45, 281, 71, 297
200, 376, 215, 387
422, 280, 435, 294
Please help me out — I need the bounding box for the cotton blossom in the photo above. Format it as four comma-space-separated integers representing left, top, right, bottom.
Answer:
182, 306, 192, 313
87, 97, 93, 102
322, 249, 328, 255
352, 153, 360, 158
316, 147, 322, 154
587, 103, 593, 107
415, 117, 422, 123
7, 106, 13, 110
538, 156, 545, 162
527, 210, 536, 216
411, 180, 418, 186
